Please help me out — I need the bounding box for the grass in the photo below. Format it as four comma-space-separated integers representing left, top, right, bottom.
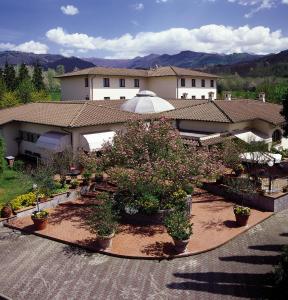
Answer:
0, 168, 33, 205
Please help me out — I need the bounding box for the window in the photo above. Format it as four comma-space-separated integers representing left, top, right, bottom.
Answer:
103, 78, 110, 87
191, 96, 196, 100
120, 96, 126, 100
201, 79, 205, 87
210, 80, 214, 88
84, 77, 89, 87
272, 130, 282, 144
20, 130, 40, 143
201, 95, 205, 100
119, 78, 125, 87
180, 78, 186, 87
192, 79, 196, 87
85, 96, 89, 100
134, 79, 140, 88
104, 97, 110, 100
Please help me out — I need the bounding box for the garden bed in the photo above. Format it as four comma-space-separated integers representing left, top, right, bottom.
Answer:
203, 182, 288, 212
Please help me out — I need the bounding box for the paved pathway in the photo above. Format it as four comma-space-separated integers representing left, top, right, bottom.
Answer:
0, 210, 288, 300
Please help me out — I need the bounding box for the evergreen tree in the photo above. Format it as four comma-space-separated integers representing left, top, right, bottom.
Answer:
16, 79, 34, 104
3, 62, 16, 91
18, 63, 30, 83
32, 62, 45, 91
281, 92, 288, 137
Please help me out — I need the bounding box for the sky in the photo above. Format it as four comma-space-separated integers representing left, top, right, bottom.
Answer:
0, 0, 288, 59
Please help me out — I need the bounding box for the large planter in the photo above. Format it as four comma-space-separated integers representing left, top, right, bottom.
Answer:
234, 214, 249, 227
97, 232, 115, 250
173, 238, 190, 254
1, 206, 12, 218
31, 216, 48, 230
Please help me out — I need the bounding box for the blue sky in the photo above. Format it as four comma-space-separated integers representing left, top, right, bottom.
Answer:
0, 0, 288, 58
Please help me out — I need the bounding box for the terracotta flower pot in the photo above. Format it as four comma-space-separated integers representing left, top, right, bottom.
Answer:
1, 206, 12, 218
235, 214, 249, 227
97, 232, 115, 250
173, 238, 190, 253
31, 216, 48, 230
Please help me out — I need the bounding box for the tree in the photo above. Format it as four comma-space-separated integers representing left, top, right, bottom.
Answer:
281, 92, 288, 137
56, 65, 65, 75
16, 79, 34, 104
32, 62, 45, 91
0, 91, 19, 108
3, 62, 16, 91
18, 63, 30, 83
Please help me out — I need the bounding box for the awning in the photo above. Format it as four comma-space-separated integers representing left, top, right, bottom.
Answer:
233, 130, 270, 143
82, 131, 116, 151
36, 131, 70, 152
240, 152, 282, 164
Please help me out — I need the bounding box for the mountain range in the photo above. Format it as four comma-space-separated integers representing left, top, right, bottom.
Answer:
0, 49, 287, 77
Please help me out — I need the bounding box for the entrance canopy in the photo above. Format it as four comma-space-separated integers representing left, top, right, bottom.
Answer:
82, 131, 116, 152
233, 130, 271, 143
36, 131, 70, 152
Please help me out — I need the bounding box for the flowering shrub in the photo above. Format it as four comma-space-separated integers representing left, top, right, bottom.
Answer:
80, 119, 224, 214
136, 194, 160, 215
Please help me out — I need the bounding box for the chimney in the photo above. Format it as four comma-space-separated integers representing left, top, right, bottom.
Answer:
259, 92, 265, 103
208, 92, 215, 102
224, 91, 232, 101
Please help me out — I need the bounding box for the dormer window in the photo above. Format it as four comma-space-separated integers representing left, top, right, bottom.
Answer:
180, 78, 185, 87
103, 78, 110, 87
119, 78, 125, 87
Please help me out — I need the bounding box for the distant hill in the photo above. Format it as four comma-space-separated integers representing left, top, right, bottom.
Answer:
0, 51, 95, 72
85, 51, 262, 69
207, 50, 288, 77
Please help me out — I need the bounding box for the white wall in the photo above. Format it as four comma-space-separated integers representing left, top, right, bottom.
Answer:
91, 76, 147, 100
147, 76, 177, 99
177, 78, 217, 100
61, 77, 90, 100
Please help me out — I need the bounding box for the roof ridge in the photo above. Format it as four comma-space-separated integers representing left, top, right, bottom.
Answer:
169, 65, 178, 76
170, 100, 210, 112
212, 101, 234, 123
69, 102, 89, 127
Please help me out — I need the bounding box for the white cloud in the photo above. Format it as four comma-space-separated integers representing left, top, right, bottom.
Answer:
46, 25, 288, 58
156, 0, 169, 3
60, 48, 74, 57
132, 3, 144, 10
282, 0, 288, 4
60, 5, 79, 15
0, 40, 48, 54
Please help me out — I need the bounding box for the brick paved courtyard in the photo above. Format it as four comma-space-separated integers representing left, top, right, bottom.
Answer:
1, 209, 288, 300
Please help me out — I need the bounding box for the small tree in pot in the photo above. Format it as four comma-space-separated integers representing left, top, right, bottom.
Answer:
31, 210, 49, 230
87, 192, 118, 250
164, 211, 193, 253
233, 205, 251, 226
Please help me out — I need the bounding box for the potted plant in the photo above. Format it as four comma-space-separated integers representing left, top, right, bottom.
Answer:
233, 164, 244, 177
70, 179, 79, 189
31, 210, 49, 230
233, 205, 251, 226
164, 211, 193, 253
87, 192, 118, 250
82, 170, 92, 186
1, 203, 12, 218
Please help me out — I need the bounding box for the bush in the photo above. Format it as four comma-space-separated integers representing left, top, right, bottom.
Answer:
70, 179, 79, 189
183, 183, 194, 195
31, 210, 49, 219
10, 192, 36, 211
233, 205, 251, 216
137, 194, 160, 215
87, 193, 118, 236
164, 211, 193, 241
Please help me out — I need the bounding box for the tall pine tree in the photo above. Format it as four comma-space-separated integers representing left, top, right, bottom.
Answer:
18, 63, 30, 83
32, 62, 45, 91
3, 62, 16, 91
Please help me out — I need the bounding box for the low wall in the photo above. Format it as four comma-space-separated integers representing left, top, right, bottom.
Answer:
1, 190, 79, 223
203, 182, 288, 213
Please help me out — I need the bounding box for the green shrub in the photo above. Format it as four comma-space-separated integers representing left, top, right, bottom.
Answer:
10, 192, 36, 211
137, 194, 160, 215
233, 205, 251, 216
87, 192, 118, 236
183, 183, 194, 195
164, 211, 193, 241
31, 210, 49, 219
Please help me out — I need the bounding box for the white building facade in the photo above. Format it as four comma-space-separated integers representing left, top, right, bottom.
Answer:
58, 66, 218, 101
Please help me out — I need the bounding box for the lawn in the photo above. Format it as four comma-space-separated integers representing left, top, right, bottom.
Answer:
0, 168, 33, 205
